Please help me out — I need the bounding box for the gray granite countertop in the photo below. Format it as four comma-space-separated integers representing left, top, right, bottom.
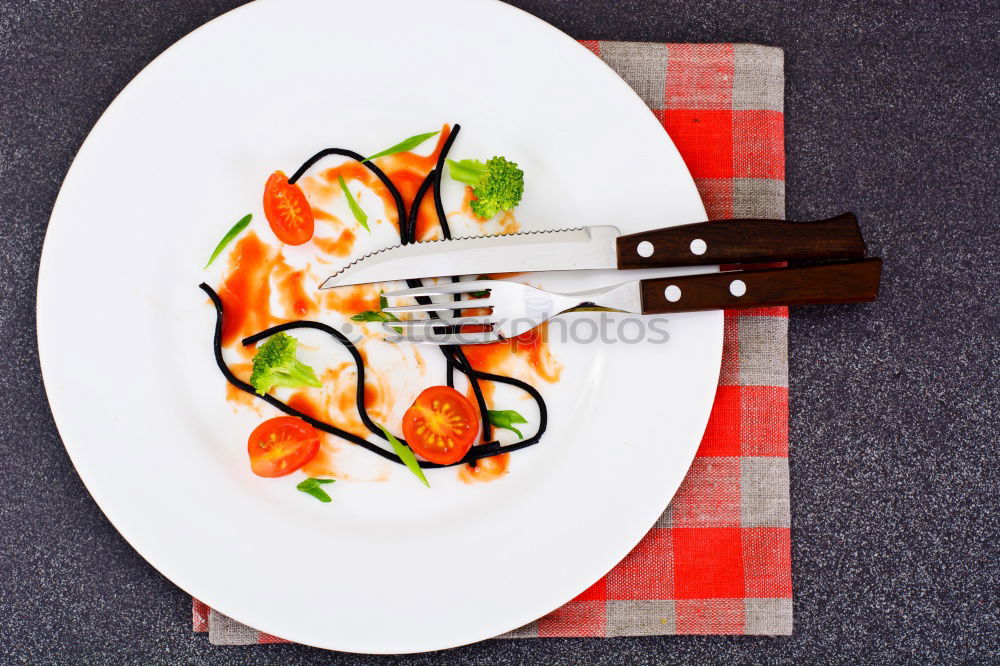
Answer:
1, 0, 996, 663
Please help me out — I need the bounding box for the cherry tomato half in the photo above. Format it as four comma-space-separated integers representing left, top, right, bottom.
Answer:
263, 170, 314, 245
247, 416, 320, 477
401, 386, 479, 465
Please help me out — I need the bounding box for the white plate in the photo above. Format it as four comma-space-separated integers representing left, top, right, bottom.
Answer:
36, 0, 722, 653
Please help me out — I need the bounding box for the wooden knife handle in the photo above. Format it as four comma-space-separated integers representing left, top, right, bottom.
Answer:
639, 259, 882, 314
616, 213, 866, 269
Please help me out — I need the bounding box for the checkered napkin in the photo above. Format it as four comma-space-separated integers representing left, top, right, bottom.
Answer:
194, 41, 791, 643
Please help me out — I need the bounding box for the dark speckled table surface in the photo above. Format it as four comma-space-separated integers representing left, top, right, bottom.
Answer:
1, 1, 997, 663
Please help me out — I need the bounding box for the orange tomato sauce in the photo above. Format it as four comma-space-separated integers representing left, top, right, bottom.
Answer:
312, 227, 356, 257
458, 453, 510, 483
457, 186, 477, 218
273, 262, 317, 319
453, 187, 518, 234
286, 362, 392, 480
218, 232, 276, 349
462, 325, 561, 384
323, 284, 380, 317
286, 391, 342, 478
217, 232, 325, 352
224, 363, 259, 410
496, 210, 519, 234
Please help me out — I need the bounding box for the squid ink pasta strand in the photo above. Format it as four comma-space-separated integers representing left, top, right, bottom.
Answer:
286, 147, 410, 245
432, 124, 461, 240
448, 346, 493, 443
399, 273, 492, 441
446, 347, 549, 445
420, 123, 493, 442
445, 354, 456, 389
406, 169, 436, 247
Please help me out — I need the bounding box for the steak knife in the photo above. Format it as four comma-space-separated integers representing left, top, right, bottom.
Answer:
320, 213, 865, 289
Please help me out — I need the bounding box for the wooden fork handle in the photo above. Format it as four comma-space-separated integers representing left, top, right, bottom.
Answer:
616, 213, 866, 269
639, 259, 882, 314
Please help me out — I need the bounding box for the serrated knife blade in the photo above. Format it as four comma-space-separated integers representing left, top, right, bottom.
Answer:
319, 214, 869, 288
319, 226, 622, 288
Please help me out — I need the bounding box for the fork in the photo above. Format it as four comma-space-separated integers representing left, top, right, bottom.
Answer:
380, 259, 883, 345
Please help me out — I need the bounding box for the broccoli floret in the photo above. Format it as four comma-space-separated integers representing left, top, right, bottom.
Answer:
446, 156, 524, 219
249, 332, 322, 395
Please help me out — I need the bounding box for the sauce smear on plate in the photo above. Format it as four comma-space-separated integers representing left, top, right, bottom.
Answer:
214, 126, 555, 481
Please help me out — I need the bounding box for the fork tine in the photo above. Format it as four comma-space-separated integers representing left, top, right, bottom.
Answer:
383, 281, 490, 298
384, 330, 503, 346
383, 298, 492, 313
385, 316, 495, 330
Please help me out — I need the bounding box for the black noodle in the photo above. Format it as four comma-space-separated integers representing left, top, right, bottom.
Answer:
406, 169, 436, 245
286, 147, 409, 245
201, 123, 548, 468
431, 127, 461, 241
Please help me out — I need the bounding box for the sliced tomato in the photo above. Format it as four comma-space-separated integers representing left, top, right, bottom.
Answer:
402, 386, 479, 465
247, 416, 320, 477
263, 170, 314, 245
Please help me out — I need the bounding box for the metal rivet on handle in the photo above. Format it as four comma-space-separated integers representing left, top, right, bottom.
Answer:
636, 241, 654, 258
664, 285, 682, 302
690, 238, 707, 255
729, 279, 747, 297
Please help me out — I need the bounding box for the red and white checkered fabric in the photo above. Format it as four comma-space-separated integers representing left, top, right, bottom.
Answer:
195, 41, 791, 643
